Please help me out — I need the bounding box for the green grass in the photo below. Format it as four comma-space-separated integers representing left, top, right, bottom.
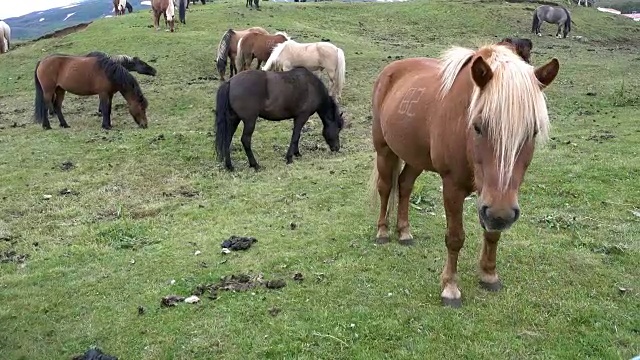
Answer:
1, 0, 639, 358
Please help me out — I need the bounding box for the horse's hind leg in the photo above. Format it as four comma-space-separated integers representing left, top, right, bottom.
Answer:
255, 60, 263, 70
439, 178, 468, 308
240, 116, 260, 170
556, 24, 562, 38
396, 163, 423, 246
373, 148, 399, 244
53, 88, 70, 128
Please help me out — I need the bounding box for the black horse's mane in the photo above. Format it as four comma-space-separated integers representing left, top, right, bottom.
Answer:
94, 53, 148, 109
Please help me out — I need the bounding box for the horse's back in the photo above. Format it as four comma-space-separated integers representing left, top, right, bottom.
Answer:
373, 57, 440, 116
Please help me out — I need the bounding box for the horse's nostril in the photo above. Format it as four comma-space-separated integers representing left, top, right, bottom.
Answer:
480, 205, 489, 219
513, 207, 520, 221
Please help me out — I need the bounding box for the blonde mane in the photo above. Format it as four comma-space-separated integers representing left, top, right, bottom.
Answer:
438, 44, 550, 189
166, 0, 175, 20
274, 31, 291, 40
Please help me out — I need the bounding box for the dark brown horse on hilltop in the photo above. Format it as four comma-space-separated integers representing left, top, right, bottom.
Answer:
152, 0, 175, 32
34, 53, 149, 130
235, 31, 290, 73
370, 43, 559, 307
214, 67, 344, 171
216, 27, 270, 81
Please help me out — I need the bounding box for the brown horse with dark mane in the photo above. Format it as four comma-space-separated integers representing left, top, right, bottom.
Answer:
370, 43, 559, 307
235, 31, 290, 73
216, 27, 270, 82
34, 53, 149, 130
151, 0, 175, 32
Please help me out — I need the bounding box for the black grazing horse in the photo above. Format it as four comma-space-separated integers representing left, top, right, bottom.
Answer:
186, 0, 206, 7
125, 1, 133, 13
214, 67, 345, 171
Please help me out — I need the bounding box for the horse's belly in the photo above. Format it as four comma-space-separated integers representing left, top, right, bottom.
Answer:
382, 117, 434, 171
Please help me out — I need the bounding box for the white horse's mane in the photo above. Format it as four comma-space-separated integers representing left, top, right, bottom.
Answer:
438, 44, 550, 189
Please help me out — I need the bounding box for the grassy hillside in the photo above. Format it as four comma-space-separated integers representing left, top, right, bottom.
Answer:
0, 0, 639, 358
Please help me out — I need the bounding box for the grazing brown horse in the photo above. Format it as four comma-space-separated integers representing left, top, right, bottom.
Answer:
34, 53, 149, 130
370, 44, 559, 307
235, 31, 290, 73
216, 27, 270, 82
499, 37, 533, 64
152, 0, 175, 32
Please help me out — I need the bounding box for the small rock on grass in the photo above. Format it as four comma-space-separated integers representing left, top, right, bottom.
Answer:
184, 295, 200, 304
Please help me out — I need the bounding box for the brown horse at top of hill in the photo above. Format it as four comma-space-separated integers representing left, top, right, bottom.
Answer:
34, 53, 149, 130
235, 31, 290, 73
369, 43, 559, 308
498, 37, 533, 64
152, 0, 175, 32
215, 27, 270, 82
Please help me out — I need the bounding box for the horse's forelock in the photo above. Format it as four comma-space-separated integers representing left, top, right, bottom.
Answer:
468, 45, 550, 189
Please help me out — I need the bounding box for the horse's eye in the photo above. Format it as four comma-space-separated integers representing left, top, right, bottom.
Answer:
473, 124, 483, 135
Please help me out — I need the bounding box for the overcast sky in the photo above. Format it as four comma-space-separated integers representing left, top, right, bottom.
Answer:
0, 0, 82, 20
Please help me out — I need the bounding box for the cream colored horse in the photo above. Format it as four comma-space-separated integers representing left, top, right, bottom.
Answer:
262, 39, 346, 101
0, 20, 10, 54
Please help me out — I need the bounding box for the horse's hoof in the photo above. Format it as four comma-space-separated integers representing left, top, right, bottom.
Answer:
398, 238, 414, 246
375, 237, 390, 245
294, 151, 301, 158
479, 280, 502, 292
441, 297, 462, 308
61, 124, 70, 128
102, 126, 112, 130
286, 157, 293, 164
43, 126, 52, 130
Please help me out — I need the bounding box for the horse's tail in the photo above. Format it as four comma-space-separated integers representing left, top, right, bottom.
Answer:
335, 47, 346, 99
531, 10, 539, 33
235, 35, 247, 72
33, 61, 47, 124
215, 81, 233, 163
261, 41, 286, 71
562, 7, 572, 34
178, 0, 186, 24
216, 29, 234, 76
368, 155, 402, 214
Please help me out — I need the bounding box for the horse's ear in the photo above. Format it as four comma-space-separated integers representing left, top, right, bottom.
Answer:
470, 56, 493, 89
535, 58, 559, 89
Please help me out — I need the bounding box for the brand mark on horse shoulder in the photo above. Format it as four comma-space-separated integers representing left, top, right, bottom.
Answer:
398, 87, 425, 116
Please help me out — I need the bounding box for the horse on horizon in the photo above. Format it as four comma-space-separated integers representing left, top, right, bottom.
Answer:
34, 53, 149, 130
126, 1, 133, 13
0, 20, 10, 54
215, 27, 270, 82
186, 0, 206, 8
261, 39, 346, 102
235, 31, 290, 73
531, 5, 573, 38
113, 0, 127, 15
214, 67, 344, 171
369, 43, 559, 307
152, 0, 176, 32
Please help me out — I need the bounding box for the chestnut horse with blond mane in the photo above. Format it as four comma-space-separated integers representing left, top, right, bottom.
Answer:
370, 43, 559, 307
235, 31, 290, 73
152, 0, 175, 32
215, 27, 270, 82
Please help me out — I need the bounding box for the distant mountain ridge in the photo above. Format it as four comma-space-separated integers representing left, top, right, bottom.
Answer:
2, 0, 151, 41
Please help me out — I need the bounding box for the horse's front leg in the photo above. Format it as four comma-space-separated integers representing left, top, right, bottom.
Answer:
396, 164, 423, 246
478, 231, 503, 291
440, 179, 468, 308
556, 25, 562, 38
255, 60, 262, 70
286, 115, 308, 164
99, 93, 113, 130
240, 116, 260, 170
